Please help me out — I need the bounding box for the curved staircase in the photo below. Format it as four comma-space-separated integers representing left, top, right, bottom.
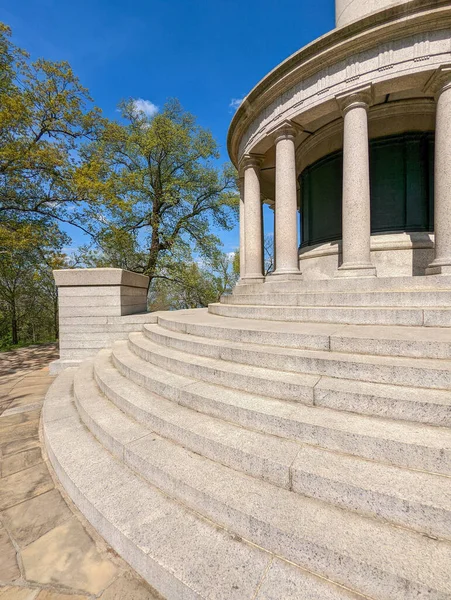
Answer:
44, 278, 451, 600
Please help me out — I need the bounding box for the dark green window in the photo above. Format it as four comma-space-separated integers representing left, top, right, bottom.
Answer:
299, 132, 434, 248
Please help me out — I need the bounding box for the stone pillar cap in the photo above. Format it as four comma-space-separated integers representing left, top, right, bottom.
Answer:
336, 84, 373, 114
240, 154, 265, 171
424, 65, 451, 98
268, 120, 303, 143
53, 268, 150, 289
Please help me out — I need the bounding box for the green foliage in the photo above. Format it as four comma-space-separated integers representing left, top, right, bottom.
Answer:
0, 220, 69, 347
149, 251, 238, 311
0, 22, 98, 349
0, 22, 102, 235
0, 24, 241, 348
82, 98, 239, 284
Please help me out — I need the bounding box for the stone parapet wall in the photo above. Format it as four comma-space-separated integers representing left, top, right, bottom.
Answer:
51, 268, 154, 373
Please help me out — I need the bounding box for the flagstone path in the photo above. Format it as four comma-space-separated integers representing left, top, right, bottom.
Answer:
0, 344, 161, 599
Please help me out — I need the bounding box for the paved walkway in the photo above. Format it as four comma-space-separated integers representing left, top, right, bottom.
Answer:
0, 345, 161, 599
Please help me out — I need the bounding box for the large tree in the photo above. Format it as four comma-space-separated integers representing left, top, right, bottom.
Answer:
0, 22, 102, 235
0, 221, 68, 346
82, 99, 238, 286
148, 251, 238, 311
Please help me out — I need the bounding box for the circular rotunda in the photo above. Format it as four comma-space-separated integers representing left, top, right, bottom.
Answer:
230, 0, 451, 282
44, 3, 451, 599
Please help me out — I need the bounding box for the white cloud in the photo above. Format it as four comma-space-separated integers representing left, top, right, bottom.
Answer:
226, 251, 236, 262
131, 98, 159, 118
229, 98, 243, 111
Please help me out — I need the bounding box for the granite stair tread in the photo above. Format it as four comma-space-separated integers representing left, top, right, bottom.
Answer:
142, 322, 451, 390
128, 331, 321, 403
78, 356, 451, 540
208, 302, 426, 326
158, 308, 451, 356
232, 274, 451, 294
91, 351, 302, 489
112, 339, 451, 474
208, 302, 451, 327
222, 289, 451, 307
45, 370, 367, 600
130, 327, 451, 425
65, 364, 451, 600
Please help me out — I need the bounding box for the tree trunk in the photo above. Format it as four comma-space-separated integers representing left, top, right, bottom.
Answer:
145, 228, 161, 292
11, 301, 18, 345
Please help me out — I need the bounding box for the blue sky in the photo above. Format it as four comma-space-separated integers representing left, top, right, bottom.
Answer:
2, 0, 335, 254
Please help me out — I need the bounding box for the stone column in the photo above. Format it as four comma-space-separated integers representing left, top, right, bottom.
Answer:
242, 154, 265, 283
237, 174, 246, 283
426, 68, 451, 275
336, 88, 376, 278
51, 268, 150, 373
271, 123, 302, 280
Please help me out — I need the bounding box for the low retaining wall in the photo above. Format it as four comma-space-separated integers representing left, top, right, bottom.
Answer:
51, 268, 155, 373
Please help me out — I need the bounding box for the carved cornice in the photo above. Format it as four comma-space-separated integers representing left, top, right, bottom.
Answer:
228, 1, 451, 167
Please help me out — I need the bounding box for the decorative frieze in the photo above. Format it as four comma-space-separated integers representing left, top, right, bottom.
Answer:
237, 28, 451, 161
414, 34, 431, 62
317, 69, 331, 95
378, 43, 394, 71
345, 57, 360, 83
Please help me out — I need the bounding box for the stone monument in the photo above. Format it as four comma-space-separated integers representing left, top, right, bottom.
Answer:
44, 2, 451, 598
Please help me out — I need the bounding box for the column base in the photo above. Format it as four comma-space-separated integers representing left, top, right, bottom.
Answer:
268, 269, 302, 281
335, 263, 377, 278
241, 274, 266, 284
425, 260, 451, 275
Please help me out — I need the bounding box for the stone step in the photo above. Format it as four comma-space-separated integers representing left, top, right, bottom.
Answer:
233, 274, 451, 295
44, 371, 361, 600
158, 309, 451, 426
84, 355, 451, 539
209, 302, 451, 327
142, 323, 451, 391
291, 444, 451, 540
224, 290, 451, 307
128, 331, 320, 403
112, 340, 451, 474
66, 366, 451, 600
315, 376, 451, 426
158, 309, 451, 359
92, 351, 301, 489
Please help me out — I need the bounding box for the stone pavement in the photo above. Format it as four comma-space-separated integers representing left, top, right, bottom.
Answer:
0, 344, 161, 599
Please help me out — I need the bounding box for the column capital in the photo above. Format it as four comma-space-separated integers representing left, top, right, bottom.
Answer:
268, 120, 302, 144
424, 65, 451, 99
240, 153, 265, 171
336, 84, 373, 115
